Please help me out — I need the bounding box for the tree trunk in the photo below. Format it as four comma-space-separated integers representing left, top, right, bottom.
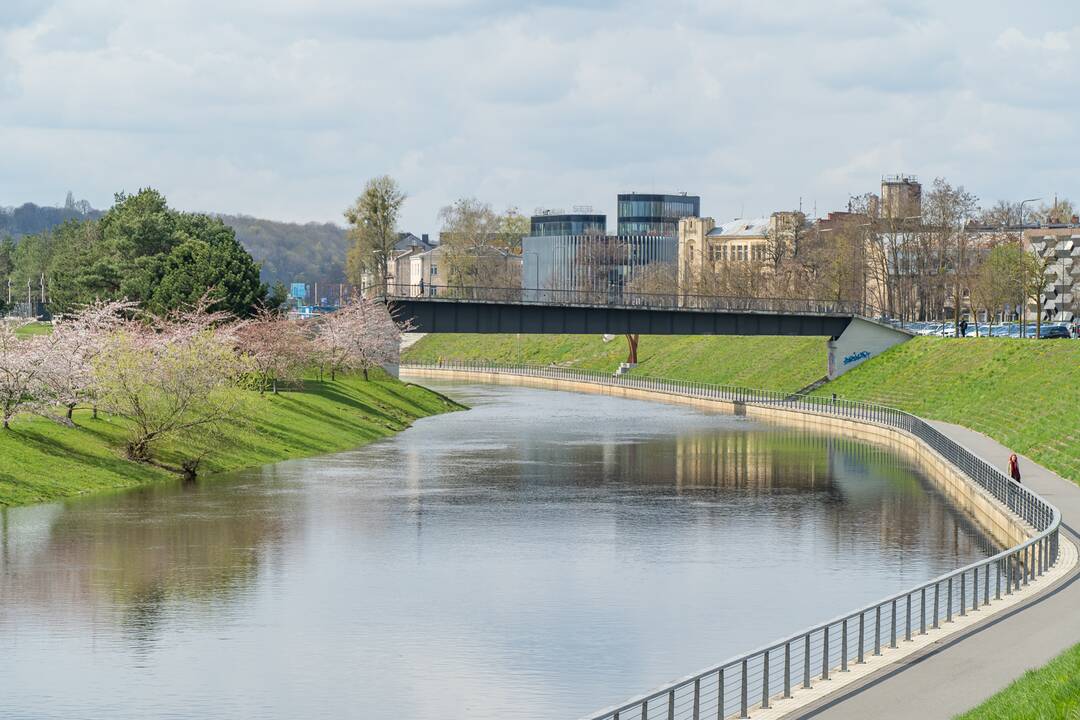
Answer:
92, 405, 98, 419
625, 334, 639, 364
66, 404, 74, 420
363, 367, 369, 381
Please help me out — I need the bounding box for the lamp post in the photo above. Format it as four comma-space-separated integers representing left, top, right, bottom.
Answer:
1017, 197, 1040, 337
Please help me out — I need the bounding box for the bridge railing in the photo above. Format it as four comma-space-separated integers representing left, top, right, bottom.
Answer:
384, 283, 896, 321
400, 360, 1062, 720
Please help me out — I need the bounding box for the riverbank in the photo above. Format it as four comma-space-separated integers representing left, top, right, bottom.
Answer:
403, 334, 1080, 487
0, 372, 463, 507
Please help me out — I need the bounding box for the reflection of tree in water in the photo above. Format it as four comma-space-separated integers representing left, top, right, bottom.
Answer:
0, 470, 300, 643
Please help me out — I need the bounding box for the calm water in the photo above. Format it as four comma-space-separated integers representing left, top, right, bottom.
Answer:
0, 382, 994, 720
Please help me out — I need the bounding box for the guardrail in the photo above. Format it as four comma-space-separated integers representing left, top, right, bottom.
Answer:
401, 361, 1063, 720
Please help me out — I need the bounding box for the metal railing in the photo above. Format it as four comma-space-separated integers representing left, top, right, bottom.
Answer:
401, 361, 1063, 720
383, 284, 895, 322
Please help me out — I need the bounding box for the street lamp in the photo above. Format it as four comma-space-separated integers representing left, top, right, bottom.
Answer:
1017, 198, 1040, 337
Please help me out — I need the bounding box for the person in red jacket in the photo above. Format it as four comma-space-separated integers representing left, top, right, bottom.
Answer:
1008, 453, 1022, 484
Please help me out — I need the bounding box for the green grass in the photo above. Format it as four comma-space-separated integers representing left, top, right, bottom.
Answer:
403, 334, 828, 393
955, 642, 1080, 719
13, 321, 52, 337
0, 372, 463, 507
815, 337, 1080, 486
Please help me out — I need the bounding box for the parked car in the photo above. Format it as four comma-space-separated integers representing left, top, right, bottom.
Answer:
1038, 325, 1071, 339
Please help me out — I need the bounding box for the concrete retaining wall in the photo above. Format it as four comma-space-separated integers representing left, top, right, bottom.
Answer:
402, 367, 1032, 550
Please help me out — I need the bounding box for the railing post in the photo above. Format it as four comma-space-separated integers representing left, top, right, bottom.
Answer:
984, 561, 990, 606
693, 677, 700, 720
905, 594, 912, 641
668, 688, 675, 720
841, 619, 848, 671
947, 578, 953, 622
762, 652, 770, 709
803, 634, 811, 689
784, 643, 791, 698
973, 567, 979, 610
933, 583, 940, 628
920, 588, 926, 634
858, 613, 865, 663
874, 606, 881, 655
740, 658, 749, 718
822, 627, 830, 680
718, 668, 725, 720
890, 599, 897, 648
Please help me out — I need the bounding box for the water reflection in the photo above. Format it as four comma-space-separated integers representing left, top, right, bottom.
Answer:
0, 382, 994, 720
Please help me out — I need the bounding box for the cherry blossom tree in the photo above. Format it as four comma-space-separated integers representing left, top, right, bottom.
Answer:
92, 301, 253, 476
235, 307, 311, 393
313, 295, 406, 381
43, 300, 136, 423
0, 322, 58, 429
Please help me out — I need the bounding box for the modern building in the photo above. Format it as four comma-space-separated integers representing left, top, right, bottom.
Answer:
523, 233, 677, 300
617, 192, 700, 236
530, 210, 606, 237
520, 192, 696, 299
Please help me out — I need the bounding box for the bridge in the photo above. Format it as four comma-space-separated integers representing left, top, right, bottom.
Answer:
384, 286, 914, 379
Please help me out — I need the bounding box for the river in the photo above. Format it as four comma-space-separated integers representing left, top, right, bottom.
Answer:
0, 381, 994, 719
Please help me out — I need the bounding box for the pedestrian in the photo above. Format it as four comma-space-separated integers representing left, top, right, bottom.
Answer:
418, 278, 425, 296
960, 319, 968, 337
1008, 453, 1021, 484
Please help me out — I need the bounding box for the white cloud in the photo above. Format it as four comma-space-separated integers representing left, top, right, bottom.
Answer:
0, 1, 1078, 228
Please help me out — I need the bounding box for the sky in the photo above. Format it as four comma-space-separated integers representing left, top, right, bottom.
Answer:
2, 0, 1078, 231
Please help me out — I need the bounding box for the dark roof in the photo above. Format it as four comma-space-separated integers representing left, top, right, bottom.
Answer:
394, 232, 436, 252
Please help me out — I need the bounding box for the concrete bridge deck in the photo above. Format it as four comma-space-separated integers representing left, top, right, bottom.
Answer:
793, 422, 1080, 719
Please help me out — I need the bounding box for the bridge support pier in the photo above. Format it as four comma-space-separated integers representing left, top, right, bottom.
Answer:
827, 317, 911, 379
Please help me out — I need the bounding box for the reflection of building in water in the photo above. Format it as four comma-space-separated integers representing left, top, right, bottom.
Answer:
673, 431, 832, 491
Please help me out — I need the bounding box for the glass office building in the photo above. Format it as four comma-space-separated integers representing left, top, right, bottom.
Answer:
617, 193, 700, 236
530, 212, 607, 237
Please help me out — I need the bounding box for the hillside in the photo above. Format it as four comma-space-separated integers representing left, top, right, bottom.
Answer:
216, 213, 349, 287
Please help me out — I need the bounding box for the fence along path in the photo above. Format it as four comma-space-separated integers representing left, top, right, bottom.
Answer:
400, 361, 1063, 720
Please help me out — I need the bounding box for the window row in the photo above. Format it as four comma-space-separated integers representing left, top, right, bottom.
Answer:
618, 199, 699, 219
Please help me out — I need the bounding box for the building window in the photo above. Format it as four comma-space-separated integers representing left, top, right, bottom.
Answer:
430, 265, 438, 276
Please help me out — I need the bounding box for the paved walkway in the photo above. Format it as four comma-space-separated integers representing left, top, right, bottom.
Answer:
789, 421, 1080, 720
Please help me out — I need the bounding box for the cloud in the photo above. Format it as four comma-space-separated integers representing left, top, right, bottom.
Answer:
0, 1, 1078, 229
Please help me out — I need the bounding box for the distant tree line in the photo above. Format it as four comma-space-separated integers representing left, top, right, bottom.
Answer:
1, 189, 282, 317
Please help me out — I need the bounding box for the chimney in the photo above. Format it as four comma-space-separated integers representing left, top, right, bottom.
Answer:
422, 233, 430, 244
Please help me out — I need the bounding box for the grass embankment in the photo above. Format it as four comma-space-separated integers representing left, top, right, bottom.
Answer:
12, 322, 52, 337
954, 642, 1080, 719
0, 373, 463, 507
403, 334, 828, 394
814, 338, 1080, 487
